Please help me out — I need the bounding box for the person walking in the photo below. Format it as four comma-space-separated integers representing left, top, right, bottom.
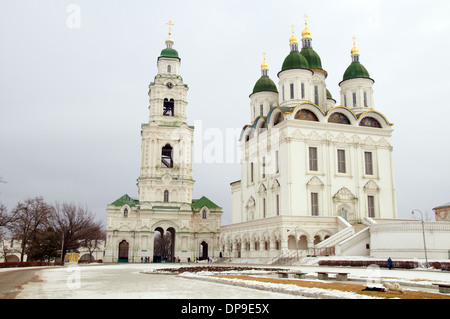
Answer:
387, 257, 393, 270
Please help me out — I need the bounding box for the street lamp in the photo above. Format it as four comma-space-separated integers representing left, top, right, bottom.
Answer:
412, 209, 428, 269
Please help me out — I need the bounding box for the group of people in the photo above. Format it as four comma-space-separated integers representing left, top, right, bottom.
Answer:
140, 256, 214, 263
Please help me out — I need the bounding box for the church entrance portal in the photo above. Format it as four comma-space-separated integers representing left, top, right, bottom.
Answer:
118, 240, 129, 263
153, 227, 176, 262
199, 241, 208, 261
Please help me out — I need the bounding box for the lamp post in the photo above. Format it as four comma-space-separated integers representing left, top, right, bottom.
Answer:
412, 209, 428, 269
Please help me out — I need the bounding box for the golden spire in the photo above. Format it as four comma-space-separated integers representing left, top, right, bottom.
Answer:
166, 20, 174, 40
351, 36, 360, 55
289, 24, 298, 44
302, 14, 311, 39
261, 52, 269, 70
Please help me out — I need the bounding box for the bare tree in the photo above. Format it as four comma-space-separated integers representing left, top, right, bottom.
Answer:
52, 202, 104, 262
153, 231, 172, 261
10, 197, 53, 261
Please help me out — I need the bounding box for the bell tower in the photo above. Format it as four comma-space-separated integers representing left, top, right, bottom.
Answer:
137, 21, 194, 207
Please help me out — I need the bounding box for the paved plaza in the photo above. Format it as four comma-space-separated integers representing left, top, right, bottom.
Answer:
2, 262, 450, 300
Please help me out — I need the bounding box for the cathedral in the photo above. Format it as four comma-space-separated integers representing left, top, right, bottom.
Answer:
105, 17, 399, 262
104, 23, 223, 263
219, 17, 397, 259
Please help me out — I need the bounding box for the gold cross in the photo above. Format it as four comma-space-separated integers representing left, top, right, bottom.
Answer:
166, 20, 174, 38
353, 36, 356, 45
263, 52, 266, 61
304, 14, 308, 26
291, 24, 295, 35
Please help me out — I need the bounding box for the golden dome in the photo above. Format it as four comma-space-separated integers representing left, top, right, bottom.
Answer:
302, 27, 311, 39
351, 36, 360, 55
289, 24, 298, 43
261, 54, 269, 70
302, 14, 311, 39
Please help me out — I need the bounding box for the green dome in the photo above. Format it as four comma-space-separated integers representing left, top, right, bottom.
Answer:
252, 75, 278, 94
281, 51, 309, 72
300, 47, 322, 70
159, 47, 180, 60
326, 89, 333, 99
343, 61, 371, 81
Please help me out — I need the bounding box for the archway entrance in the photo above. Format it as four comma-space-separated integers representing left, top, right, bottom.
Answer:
153, 227, 176, 263
118, 240, 129, 263
199, 241, 208, 261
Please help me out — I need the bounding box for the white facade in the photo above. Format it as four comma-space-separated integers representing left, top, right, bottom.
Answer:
104, 37, 222, 263
220, 23, 398, 259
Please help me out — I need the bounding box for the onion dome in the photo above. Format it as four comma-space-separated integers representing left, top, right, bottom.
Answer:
281, 25, 309, 72
252, 54, 278, 95
342, 37, 372, 81
299, 15, 323, 70
159, 20, 180, 60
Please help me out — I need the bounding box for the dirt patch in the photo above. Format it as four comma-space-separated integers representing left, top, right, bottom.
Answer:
152, 265, 283, 274
212, 275, 450, 300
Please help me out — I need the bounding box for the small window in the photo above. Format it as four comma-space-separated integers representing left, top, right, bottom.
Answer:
263, 198, 266, 218
202, 210, 207, 219
250, 162, 254, 183
311, 193, 319, 216
301, 83, 305, 99
309, 147, 318, 171
353, 92, 357, 108
282, 85, 285, 101
364, 92, 368, 107
123, 208, 128, 218
164, 190, 169, 202
344, 95, 347, 107
337, 149, 346, 173
167, 65, 171, 73
364, 152, 373, 175
368, 195, 375, 217
162, 144, 173, 168
290, 83, 294, 99
276, 194, 280, 216
314, 86, 319, 105
260, 104, 264, 116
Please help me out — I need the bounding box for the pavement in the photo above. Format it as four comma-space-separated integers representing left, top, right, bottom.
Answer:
1, 262, 449, 299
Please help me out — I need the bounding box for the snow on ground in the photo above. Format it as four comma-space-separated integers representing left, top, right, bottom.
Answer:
8, 257, 450, 299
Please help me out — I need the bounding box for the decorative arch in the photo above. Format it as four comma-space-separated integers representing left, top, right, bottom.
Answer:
267, 107, 285, 128
327, 106, 357, 125
295, 109, 319, 121
358, 110, 393, 128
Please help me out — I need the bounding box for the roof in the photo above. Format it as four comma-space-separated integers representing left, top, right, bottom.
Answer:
159, 47, 180, 60
191, 196, 221, 209
433, 202, 450, 210
252, 75, 278, 95
280, 50, 309, 72
300, 47, 322, 70
342, 61, 371, 81
110, 194, 139, 207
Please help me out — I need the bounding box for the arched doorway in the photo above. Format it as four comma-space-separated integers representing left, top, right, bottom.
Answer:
153, 227, 176, 263
199, 241, 208, 261
118, 240, 129, 263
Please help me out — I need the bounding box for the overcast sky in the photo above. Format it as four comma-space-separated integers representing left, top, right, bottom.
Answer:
1, 0, 449, 226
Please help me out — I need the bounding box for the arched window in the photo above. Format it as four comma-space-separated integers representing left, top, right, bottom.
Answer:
161, 144, 173, 168
164, 190, 169, 202
163, 98, 174, 116
202, 210, 207, 219
123, 208, 128, 217
167, 65, 171, 73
